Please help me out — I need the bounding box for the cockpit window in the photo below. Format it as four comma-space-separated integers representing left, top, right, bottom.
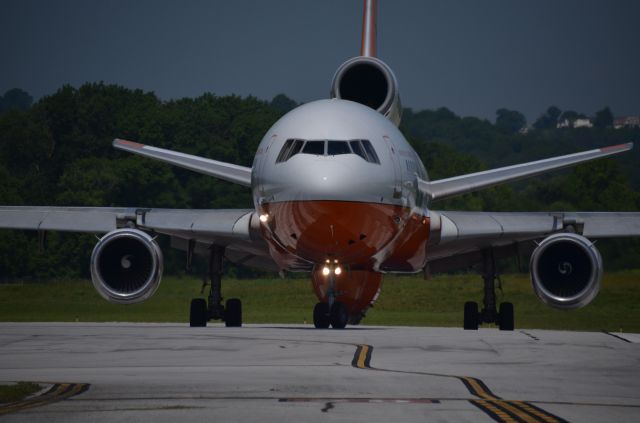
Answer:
349, 140, 367, 160
275, 138, 380, 164
276, 139, 304, 163
302, 141, 325, 155
327, 141, 351, 155
361, 140, 381, 164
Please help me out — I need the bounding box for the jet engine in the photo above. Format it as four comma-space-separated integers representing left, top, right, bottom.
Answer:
90, 228, 163, 304
330, 56, 402, 126
529, 233, 602, 309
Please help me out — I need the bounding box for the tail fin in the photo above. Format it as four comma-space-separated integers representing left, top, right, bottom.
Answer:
360, 0, 377, 57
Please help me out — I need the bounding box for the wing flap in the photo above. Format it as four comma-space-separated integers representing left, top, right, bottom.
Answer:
419, 143, 633, 201
113, 139, 252, 187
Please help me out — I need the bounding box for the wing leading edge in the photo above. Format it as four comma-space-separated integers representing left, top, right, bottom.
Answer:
419, 143, 633, 201
113, 139, 252, 187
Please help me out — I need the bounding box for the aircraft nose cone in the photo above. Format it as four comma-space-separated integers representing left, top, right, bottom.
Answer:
271, 155, 395, 203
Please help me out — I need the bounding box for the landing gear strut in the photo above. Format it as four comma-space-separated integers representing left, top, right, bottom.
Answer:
313, 265, 348, 329
463, 249, 514, 331
189, 245, 242, 327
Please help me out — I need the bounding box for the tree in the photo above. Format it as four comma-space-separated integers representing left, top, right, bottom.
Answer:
533, 106, 562, 130
495, 108, 526, 133
593, 107, 613, 128
270, 94, 298, 114
0, 88, 33, 114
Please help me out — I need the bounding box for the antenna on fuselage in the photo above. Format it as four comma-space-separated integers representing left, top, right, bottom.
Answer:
360, 0, 377, 57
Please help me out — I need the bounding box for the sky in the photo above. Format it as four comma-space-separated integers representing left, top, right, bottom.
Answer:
1, 0, 639, 123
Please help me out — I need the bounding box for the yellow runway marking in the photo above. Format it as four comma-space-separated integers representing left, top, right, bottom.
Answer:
351, 344, 567, 423
351, 344, 372, 369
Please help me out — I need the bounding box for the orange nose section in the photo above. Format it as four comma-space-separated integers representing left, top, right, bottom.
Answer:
261, 200, 407, 266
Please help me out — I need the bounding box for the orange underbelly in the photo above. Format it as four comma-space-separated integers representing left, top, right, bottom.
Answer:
260, 200, 408, 267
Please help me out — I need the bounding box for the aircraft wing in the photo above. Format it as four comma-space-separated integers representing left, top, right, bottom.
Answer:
113, 139, 252, 187
0, 206, 278, 271
423, 210, 640, 273
419, 143, 633, 201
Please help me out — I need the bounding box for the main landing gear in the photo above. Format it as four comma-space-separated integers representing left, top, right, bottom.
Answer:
190, 245, 242, 328
463, 249, 514, 331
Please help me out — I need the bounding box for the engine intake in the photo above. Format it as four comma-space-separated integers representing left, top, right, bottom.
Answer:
90, 228, 163, 304
530, 233, 602, 309
331, 56, 402, 126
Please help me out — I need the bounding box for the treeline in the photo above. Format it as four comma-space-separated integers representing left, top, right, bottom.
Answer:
0, 84, 638, 280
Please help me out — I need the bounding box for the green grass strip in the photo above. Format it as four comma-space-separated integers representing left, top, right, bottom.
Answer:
1, 271, 639, 332
0, 382, 42, 404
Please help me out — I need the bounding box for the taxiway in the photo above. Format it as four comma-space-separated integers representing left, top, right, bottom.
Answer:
0, 323, 638, 422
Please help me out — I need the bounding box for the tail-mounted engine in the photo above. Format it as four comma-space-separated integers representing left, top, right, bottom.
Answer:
330, 56, 402, 126
90, 228, 163, 304
530, 233, 602, 309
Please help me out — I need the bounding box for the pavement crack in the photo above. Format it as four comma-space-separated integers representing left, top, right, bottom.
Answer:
321, 402, 334, 413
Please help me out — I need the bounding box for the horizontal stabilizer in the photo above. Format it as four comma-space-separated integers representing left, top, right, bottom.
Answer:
113, 139, 252, 187
419, 143, 633, 201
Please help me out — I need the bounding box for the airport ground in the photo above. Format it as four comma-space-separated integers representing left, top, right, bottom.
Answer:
0, 323, 639, 422
1, 271, 639, 332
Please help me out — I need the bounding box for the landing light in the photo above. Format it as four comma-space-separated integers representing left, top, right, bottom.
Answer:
322, 266, 331, 276
334, 266, 342, 275
259, 214, 269, 223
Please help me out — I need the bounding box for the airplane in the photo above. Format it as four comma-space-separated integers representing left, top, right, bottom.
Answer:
1, 0, 639, 330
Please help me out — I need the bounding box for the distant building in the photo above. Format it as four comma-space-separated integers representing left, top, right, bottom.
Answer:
573, 118, 593, 128
557, 118, 593, 129
614, 116, 640, 129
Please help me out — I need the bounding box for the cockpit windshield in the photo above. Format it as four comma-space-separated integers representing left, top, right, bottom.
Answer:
276, 139, 380, 164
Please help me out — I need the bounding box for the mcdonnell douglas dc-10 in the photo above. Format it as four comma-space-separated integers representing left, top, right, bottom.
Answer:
1, 0, 639, 330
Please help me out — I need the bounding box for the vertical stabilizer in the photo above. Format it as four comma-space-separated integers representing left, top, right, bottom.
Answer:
360, 0, 377, 57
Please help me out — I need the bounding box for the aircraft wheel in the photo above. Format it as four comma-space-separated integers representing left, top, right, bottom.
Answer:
313, 303, 330, 328
190, 298, 208, 327
330, 302, 348, 329
498, 302, 514, 331
225, 298, 242, 327
463, 301, 479, 330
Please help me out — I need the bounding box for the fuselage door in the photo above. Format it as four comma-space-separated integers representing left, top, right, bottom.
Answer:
383, 135, 403, 200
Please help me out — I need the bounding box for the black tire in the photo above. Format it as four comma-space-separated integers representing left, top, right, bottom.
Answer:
313, 303, 330, 329
463, 301, 479, 330
190, 298, 208, 327
498, 302, 514, 331
225, 298, 242, 327
330, 301, 348, 329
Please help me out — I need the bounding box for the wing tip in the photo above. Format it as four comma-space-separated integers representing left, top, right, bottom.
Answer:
600, 142, 633, 153
113, 138, 145, 149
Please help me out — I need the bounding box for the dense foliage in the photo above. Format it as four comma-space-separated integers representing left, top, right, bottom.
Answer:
0, 84, 638, 280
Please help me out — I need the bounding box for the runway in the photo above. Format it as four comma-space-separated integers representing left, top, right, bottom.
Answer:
1, 323, 639, 422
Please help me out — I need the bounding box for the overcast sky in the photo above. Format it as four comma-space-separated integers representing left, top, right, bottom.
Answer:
1, 0, 639, 122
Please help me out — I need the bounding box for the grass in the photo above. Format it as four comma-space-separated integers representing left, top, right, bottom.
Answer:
0, 382, 42, 404
1, 271, 639, 332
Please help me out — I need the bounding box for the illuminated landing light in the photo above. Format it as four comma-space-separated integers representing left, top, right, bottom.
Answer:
259, 214, 269, 223
334, 266, 342, 275
322, 266, 331, 276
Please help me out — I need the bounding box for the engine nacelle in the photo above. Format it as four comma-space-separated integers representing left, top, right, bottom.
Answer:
330, 56, 402, 126
90, 228, 163, 304
530, 233, 602, 309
